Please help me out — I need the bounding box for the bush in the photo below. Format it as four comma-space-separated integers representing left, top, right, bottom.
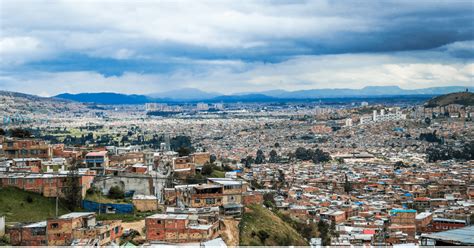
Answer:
257, 230, 270, 243
108, 186, 125, 199
25, 195, 33, 203
86, 187, 95, 195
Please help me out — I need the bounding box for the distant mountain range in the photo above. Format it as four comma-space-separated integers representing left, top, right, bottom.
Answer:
53, 86, 473, 104
148, 88, 220, 100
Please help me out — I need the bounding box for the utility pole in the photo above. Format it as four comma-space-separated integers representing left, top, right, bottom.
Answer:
55, 194, 59, 217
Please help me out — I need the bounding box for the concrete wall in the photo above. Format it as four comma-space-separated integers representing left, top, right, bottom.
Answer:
95, 175, 154, 195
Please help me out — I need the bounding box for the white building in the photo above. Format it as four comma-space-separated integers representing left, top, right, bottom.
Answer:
196, 103, 209, 111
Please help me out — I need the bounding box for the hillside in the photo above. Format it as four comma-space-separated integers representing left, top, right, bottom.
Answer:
426, 92, 474, 107
239, 204, 308, 246
0, 187, 69, 222
0, 90, 88, 118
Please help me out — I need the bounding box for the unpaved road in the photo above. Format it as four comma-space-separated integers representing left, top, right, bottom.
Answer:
220, 218, 240, 246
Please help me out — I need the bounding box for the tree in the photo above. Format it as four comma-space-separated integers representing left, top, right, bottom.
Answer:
210, 154, 217, 163
318, 220, 331, 246
343, 174, 352, 194
255, 149, 266, 164
311, 149, 331, 163
295, 147, 311, 160
419, 131, 442, 143
64, 167, 82, 211
242, 155, 254, 168
170, 135, 194, 154
177, 146, 192, 157
263, 193, 276, 208
269, 150, 278, 163
0, 128, 5, 135
424, 117, 431, 125
201, 162, 214, 175
10, 128, 32, 138
330, 221, 339, 238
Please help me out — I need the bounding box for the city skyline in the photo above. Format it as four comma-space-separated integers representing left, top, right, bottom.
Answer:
0, 1, 473, 96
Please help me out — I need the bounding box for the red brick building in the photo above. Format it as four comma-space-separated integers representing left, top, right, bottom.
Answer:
47, 212, 122, 246
145, 214, 217, 243
431, 218, 467, 232
9, 221, 47, 246
2, 138, 53, 160
0, 171, 94, 198
9, 212, 122, 246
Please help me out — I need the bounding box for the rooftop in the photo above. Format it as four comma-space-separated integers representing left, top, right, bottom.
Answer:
421, 226, 474, 245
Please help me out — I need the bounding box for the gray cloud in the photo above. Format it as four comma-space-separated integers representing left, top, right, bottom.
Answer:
0, 0, 473, 94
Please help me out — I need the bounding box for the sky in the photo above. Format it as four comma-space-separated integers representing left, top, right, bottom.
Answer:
0, 0, 473, 96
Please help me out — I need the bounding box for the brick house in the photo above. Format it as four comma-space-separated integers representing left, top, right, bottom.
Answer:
175, 184, 223, 208
145, 214, 217, 243
9, 212, 122, 246
172, 157, 196, 178
9, 221, 47, 246
0, 171, 94, 198
191, 152, 210, 166
47, 212, 122, 246
207, 178, 246, 216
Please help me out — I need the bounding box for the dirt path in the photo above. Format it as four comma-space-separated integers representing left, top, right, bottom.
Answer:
220, 218, 240, 246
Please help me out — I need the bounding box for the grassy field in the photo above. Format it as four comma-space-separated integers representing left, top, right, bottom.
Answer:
210, 169, 226, 178
85, 192, 131, 204
0, 187, 69, 222
239, 204, 308, 246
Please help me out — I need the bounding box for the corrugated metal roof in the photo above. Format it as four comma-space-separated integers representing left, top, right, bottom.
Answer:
421, 226, 474, 245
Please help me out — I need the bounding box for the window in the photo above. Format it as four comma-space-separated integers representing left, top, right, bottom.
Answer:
157, 220, 162, 224
194, 198, 201, 203
205, 198, 215, 204
115, 226, 120, 234
228, 196, 235, 202
50, 223, 59, 229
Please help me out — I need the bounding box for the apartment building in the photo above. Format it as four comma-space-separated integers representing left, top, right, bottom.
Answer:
175, 184, 223, 208
85, 151, 109, 174
208, 178, 246, 216
2, 138, 53, 160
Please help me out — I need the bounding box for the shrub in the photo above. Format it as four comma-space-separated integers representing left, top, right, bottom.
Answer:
108, 186, 125, 199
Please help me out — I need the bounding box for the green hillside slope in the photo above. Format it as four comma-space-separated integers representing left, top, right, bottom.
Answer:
239, 204, 308, 246
0, 187, 69, 222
